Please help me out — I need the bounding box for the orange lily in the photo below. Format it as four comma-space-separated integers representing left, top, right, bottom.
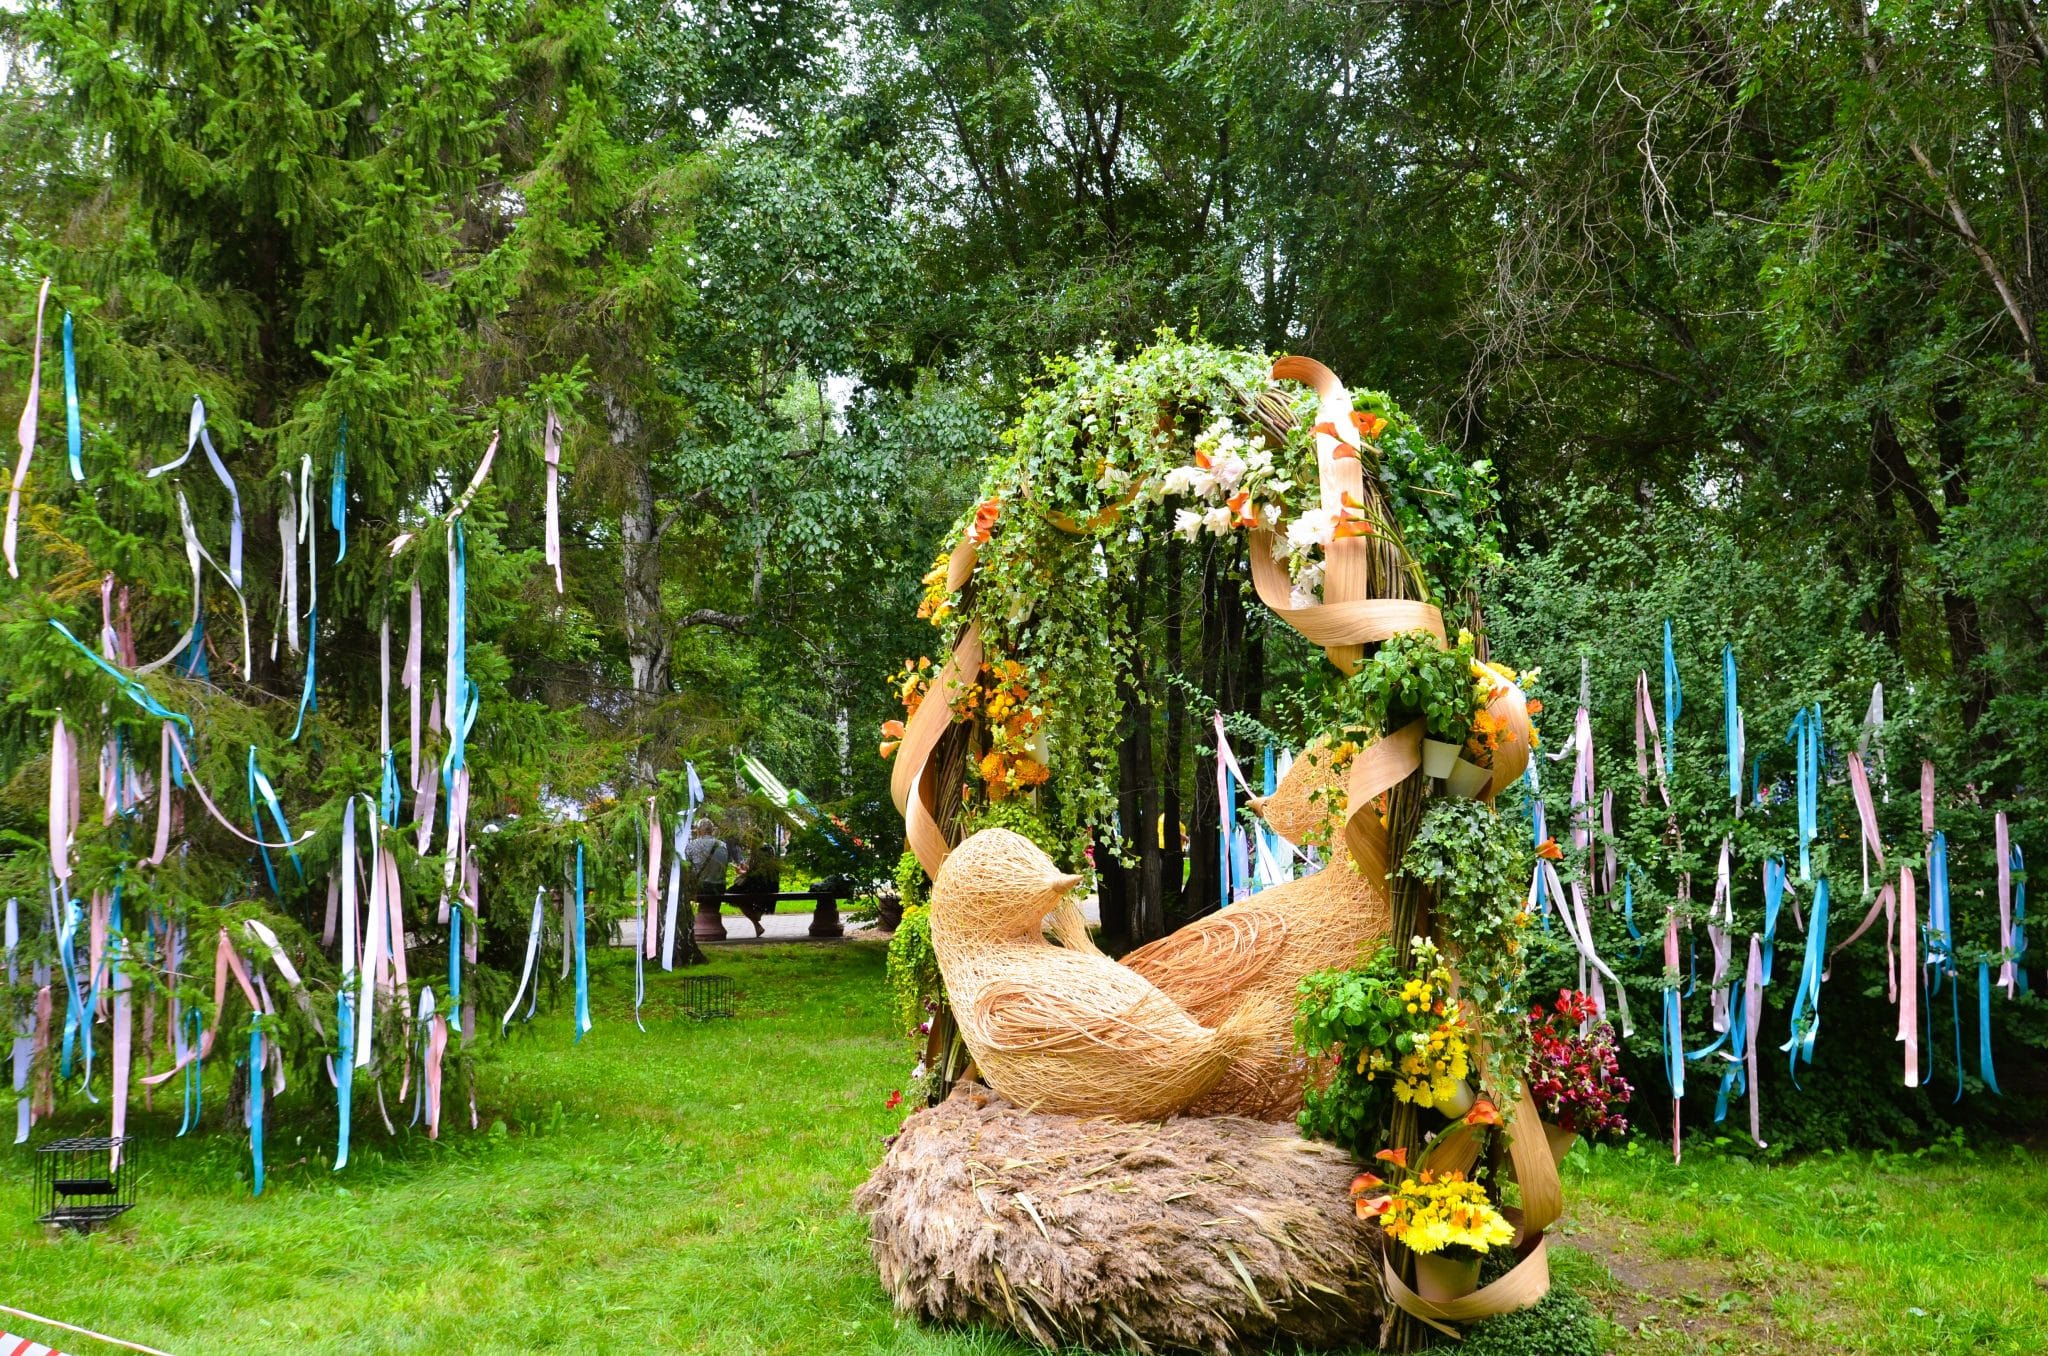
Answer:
1195, 448, 1213, 470
1312, 420, 1340, 438
1463, 1099, 1502, 1127
1354, 1193, 1394, 1220
1350, 409, 1388, 441
878, 740, 901, 760
1373, 1146, 1408, 1167
970, 497, 1001, 544
1536, 838, 1563, 860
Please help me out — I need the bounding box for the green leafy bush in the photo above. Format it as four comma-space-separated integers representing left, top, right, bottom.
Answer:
1401, 797, 1536, 1099
1325, 628, 1481, 745
1453, 1275, 1603, 1356
885, 905, 942, 1040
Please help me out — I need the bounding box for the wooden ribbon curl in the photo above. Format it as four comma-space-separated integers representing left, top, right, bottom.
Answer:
892, 541, 981, 877
1370, 1088, 1563, 1337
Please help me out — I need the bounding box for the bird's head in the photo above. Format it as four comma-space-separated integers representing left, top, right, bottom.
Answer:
931, 827, 1082, 935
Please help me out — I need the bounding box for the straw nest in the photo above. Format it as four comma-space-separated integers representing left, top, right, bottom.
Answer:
931, 827, 1272, 1120
1125, 743, 1388, 1120
856, 1083, 1384, 1353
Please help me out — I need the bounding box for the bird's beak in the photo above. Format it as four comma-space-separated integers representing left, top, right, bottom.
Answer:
1041, 871, 1082, 899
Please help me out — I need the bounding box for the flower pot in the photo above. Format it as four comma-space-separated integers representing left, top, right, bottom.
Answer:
1421, 738, 1460, 779
1412, 1249, 1481, 1304
1436, 1077, 1477, 1119
1544, 1121, 1579, 1170
1446, 758, 1491, 799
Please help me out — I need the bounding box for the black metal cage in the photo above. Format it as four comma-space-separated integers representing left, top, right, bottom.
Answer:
36, 1136, 135, 1233
681, 974, 736, 1020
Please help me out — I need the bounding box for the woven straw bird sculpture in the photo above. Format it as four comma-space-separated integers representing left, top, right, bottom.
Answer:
930, 828, 1263, 1120
1123, 738, 1389, 1119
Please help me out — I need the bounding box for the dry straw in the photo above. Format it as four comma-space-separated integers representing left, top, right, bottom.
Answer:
929, 828, 1267, 1120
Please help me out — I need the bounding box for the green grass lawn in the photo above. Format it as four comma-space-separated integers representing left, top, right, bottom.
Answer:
1, 942, 2041, 1354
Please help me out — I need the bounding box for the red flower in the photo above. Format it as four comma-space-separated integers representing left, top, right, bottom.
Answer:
885, 1089, 903, 1110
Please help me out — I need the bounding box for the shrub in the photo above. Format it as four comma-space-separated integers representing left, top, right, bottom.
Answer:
1454, 1274, 1603, 1356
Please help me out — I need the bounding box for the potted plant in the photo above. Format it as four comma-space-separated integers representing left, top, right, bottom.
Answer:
1352, 1146, 1515, 1302
1525, 989, 1633, 1165
1295, 939, 1478, 1155
1324, 629, 1476, 780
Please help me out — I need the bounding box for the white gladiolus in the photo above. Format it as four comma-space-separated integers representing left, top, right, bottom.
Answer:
1162, 465, 1210, 499
1288, 508, 1337, 552
1209, 448, 1247, 490
1202, 505, 1236, 536
1173, 507, 1204, 540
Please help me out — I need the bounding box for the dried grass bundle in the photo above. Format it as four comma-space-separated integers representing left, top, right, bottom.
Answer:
856, 1083, 1385, 1353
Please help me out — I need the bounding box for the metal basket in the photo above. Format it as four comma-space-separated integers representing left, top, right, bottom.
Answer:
681, 974, 736, 1020
36, 1136, 135, 1233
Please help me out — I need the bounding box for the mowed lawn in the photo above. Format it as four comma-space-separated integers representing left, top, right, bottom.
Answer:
0, 941, 2042, 1354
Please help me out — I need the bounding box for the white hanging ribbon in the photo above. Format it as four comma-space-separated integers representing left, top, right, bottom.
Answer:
543, 408, 563, 593
146, 397, 244, 590
5, 277, 51, 580
502, 887, 546, 1033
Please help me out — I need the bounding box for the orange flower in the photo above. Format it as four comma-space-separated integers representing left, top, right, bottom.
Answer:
1526, 699, 1544, 716
1195, 448, 1213, 470
1349, 1172, 1385, 1195
878, 740, 900, 760
1354, 1193, 1394, 1220
1463, 1099, 1502, 1127
882, 719, 906, 740
1536, 838, 1563, 860
1373, 1146, 1408, 1167
1227, 490, 1257, 528
1350, 409, 1388, 441
1312, 420, 1340, 438
970, 497, 1001, 543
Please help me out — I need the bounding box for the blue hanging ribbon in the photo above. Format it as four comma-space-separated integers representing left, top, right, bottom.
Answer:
331, 416, 348, 563
573, 841, 591, 1041
2014, 845, 2029, 997
1977, 961, 2001, 1096
1712, 985, 1748, 1124
1723, 645, 1740, 801
1529, 783, 1550, 925
1761, 858, 1787, 985
335, 987, 353, 1170
1785, 706, 1820, 880
48, 620, 193, 734
1622, 871, 1643, 955
246, 746, 304, 894
289, 600, 318, 741
62, 311, 82, 482
53, 883, 84, 1082
1662, 620, 1681, 774
380, 748, 402, 827
179, 1007, 203, 1135
1780, 877, 1830, 1085
176, 605, 211, 682
1662, 984, 1685, 1103
249, 1025, 265, 1197
448, 900, 463, 1035
1927, 831, 1952, 995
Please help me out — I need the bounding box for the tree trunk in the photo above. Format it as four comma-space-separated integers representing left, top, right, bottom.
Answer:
1131, 544, 1165, 946
1185, 541, 1224, 922
1162, 532, 1186, 920
607, 385, 667, 788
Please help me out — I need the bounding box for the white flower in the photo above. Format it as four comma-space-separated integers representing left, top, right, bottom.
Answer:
1209, 448, 1247, 490
1202, 505, 1235, 536
1162, 465, 1211, 499
1257, 501, 1283, 529
1288, 508, 1337, 553
1173, 507, 1204, 540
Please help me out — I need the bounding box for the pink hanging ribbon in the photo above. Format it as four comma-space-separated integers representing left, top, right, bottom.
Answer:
5, 277, 50, 579
1827, 751, 1897, 999
646, 799, 662, 961
1897, 863, 1919, 1087
48, 715, 76, 882
141, 930, 260, 1086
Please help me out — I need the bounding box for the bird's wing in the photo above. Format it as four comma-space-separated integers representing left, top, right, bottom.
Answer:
1121, 906, 1291, 1024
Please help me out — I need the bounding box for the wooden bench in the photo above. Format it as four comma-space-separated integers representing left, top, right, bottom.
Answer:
692, 885, 849, 941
